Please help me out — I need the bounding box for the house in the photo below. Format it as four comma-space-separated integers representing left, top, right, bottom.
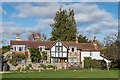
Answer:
10, 34, 110, 68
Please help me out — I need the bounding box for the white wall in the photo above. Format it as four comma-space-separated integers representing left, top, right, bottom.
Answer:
12, 45, 27, 52
50, 41, 67, 57
81, 51, 101, 62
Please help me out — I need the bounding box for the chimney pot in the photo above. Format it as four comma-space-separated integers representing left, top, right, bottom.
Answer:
93, 36, 97, 45
36, 34, 40, 41
16, 34, 20, 41
76, 36, 78, 43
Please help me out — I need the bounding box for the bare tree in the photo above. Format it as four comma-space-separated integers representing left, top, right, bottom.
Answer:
27, 32, 47, 41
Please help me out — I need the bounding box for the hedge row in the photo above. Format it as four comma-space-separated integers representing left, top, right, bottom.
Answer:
84, 58, 106, 69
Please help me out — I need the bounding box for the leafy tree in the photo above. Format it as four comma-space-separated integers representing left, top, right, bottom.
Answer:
28, 32, 47, 41
2, 45, 10, 54
29, 47, 41, 62
78, 34, 91, 43
101, 33, 120, 68
50, 7, 78, 41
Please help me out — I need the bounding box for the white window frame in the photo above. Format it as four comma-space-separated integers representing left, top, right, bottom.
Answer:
39, 46, 45, 52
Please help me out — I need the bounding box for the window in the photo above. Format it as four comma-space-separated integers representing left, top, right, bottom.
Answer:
39, 46, 45, 52
40, 47, 42, 52
90, 52, 92, 56
19, 47, 22, 51
14, 47, 16, 51
72, 48, 74, 52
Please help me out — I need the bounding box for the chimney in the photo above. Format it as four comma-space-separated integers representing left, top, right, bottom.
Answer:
36, 34, 40, 41
16, 34, 20, 41
93, 36, 97, 45
76, 36, 78, 43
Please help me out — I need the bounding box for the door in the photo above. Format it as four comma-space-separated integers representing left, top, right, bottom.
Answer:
61, 59, 65, 63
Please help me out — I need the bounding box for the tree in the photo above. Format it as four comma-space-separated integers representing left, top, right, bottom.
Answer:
78, 34, 91, 43
101, 34, 119, 68
2, 45, 10, 54
50, 7, 78, 41
29, 47, 41, 62
28, 32, 47, 41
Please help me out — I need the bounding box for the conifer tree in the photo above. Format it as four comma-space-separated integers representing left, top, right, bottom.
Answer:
50, 7, 78, 41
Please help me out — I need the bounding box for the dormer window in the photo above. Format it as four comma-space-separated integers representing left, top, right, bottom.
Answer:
40, 47, 42, 52
39, 46, 45, 52
69, 46, 77, 52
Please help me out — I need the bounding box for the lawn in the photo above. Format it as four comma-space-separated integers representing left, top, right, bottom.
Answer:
2, 70, 118, 78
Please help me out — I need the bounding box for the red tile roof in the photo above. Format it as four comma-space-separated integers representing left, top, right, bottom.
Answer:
10, 40, 100, 51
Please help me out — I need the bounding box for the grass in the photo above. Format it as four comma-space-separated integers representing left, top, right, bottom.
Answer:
2, 70, 118, 78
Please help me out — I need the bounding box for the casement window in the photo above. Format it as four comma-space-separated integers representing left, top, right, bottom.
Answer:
19, 47, 22, 51
72, 48, 74, 52
90, 51, 92, 56
39, 46, 45, 52
40, 47, 42, 52
14, 47, 16, 51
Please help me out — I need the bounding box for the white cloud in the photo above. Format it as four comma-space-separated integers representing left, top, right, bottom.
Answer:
14, 3, 60, 18
0, 7, 7, 15
2, 18, 53, 40
0, 22, 17, 26
11, 13, 27, 18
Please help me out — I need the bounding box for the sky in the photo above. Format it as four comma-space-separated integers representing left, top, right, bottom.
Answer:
0, 2, 118, 46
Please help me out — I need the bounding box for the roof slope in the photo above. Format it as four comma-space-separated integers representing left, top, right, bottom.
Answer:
10, 40, 100, 51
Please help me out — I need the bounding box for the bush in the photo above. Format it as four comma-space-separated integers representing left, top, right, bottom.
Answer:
9, 59, 12, 63
28, 64, 32, 67
47, 65, 53, 68
17, 67, 21, 71
40, 64, 47, 69
12, 63, 18, 66
84, 59, 106, 69
25, 66, 30, 71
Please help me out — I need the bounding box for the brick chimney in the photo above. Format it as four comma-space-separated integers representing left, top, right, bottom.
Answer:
16, 34, 20, 41
93, 36, 97, 45
36, 34, 40, 41
76, 36, 78, 43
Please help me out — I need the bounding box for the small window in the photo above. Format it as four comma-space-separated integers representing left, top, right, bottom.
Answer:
40, 47, 42, 52
19, 47, 22, 51
72, 48, 74, 52
90, 52, 92, 56
14, 47, 16, 51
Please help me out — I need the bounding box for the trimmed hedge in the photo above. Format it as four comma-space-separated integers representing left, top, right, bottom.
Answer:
84, 58, 106, 69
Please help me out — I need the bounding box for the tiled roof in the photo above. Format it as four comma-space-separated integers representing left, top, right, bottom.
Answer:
10, 40, 100, 51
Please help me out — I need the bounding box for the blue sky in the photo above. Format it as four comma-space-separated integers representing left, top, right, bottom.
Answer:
1, 2, 118, 45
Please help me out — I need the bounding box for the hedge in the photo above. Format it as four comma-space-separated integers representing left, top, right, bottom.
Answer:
84, 58, 106, 69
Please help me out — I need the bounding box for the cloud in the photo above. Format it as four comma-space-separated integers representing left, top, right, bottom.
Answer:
0, 22, 17, 26
13, 3, 61, 18
2, 19, 53, 40
0, 7, 7, 15
11, 13, 27, 18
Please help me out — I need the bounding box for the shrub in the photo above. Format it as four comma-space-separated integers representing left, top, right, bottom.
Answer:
62, 66, 64, 70
9, 59, 12, 63
84, 59, 106, 69
25, 66, 30, 71
40, 64, 47, 69
12, 63, 18, 66
28, 64, 32, 67
17, 67, 21, 71
47, 65, 53, 68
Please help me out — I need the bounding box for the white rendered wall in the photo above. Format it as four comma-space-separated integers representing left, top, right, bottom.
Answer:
50, 41, 67, 57
81, 51, 101, 62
